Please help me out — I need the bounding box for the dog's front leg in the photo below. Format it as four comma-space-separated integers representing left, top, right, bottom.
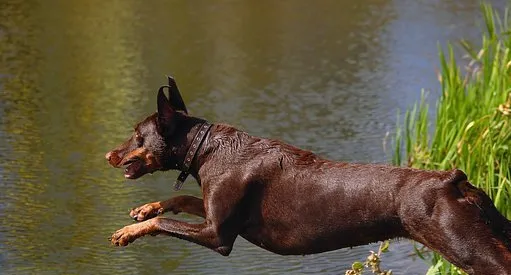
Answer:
112, 175, 249, 255
112, 179, 247, 255
110, 217, 235, 256
130, 195, 205, 221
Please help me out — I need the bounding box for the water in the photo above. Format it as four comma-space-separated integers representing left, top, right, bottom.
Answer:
0, 0, 506, 274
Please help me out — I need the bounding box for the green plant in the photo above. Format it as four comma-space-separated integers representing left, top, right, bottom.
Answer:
345, 241, 393, 275
392, 3, 511, 274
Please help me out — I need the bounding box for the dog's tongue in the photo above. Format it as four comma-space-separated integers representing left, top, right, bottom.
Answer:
124, 161, 144, 179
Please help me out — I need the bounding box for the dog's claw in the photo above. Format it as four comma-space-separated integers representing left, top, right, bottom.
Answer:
111, 228, 130, 246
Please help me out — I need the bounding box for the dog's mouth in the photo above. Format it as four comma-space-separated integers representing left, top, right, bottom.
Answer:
122, 158, 147, 179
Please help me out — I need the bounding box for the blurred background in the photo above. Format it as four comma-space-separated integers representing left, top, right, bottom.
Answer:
0, 0, 506, 274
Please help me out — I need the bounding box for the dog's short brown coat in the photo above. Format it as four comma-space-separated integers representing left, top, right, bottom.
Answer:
106, 80, 511, 275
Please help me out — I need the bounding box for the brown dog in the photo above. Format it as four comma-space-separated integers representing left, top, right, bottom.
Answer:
106, 77, 511, 274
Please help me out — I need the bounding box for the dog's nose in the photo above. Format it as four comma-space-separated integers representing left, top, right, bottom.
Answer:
105, 151, 121, 167
105, 151, 113, 161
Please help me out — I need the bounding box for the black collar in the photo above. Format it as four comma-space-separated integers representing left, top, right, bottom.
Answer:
174, 122, 213, 190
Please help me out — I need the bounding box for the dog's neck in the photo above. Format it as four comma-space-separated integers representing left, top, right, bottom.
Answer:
175, 121, 212, 189
169, 115, 214, 186
187, 123, 248, 180
171, 118, 246, 187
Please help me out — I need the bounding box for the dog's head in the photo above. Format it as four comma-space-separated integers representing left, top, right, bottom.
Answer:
105, 77, 189, 179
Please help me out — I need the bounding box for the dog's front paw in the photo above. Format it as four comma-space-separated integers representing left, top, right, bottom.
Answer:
110, 224, 140, 246
110, 221, 155, 246
130, 203, 164, 222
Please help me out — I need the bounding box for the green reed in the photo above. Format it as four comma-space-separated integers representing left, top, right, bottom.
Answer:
392, 3, 511, 274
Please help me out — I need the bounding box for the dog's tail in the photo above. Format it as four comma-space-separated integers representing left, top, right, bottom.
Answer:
452, 169, 511, 251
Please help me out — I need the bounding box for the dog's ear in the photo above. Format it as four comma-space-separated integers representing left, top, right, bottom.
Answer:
157, 86, 176, 135
167, 76, 188, 114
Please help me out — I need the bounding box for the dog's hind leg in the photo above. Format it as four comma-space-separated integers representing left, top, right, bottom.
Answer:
130, 195, 205, 221
402, 181, 511, 275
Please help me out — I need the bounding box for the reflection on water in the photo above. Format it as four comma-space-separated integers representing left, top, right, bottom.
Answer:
0, 0, 504, 274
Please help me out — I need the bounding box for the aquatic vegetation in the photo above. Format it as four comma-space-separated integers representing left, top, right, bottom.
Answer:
392, 2, 511, 274
345, 241, 393, 275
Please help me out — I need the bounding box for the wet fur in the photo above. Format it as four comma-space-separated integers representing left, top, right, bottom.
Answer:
106, 80, 511, 275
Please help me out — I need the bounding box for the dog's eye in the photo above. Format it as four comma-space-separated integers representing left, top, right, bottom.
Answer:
135, 134, 144, 147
